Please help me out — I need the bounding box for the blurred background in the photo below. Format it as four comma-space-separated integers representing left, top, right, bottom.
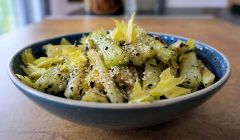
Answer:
0, 0, 240, 35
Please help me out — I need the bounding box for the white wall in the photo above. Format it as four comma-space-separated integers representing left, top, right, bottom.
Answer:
167, 0, 228, 8
49, 0, 84, 15
136, 0, 228, 11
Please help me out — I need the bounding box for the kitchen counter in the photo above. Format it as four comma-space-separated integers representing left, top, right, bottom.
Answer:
0, 17, 240, 140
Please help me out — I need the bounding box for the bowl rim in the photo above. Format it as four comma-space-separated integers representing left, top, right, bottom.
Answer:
8, 32, 231, 109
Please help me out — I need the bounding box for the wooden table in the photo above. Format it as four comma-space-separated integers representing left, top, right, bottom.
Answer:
0, 17, 240, 140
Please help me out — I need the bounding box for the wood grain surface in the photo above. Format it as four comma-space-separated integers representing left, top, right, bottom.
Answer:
0, 17, 240, 140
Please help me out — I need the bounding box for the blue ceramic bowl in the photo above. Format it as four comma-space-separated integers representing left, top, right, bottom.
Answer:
8, 33, 230, 129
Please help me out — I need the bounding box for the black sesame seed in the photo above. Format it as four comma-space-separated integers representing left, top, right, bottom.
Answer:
150, 64, 157, 67
79, 88, 83, 95
44, 88, 48, 93
180, 43, 185, 48
119, 41, 125, 47
106, 97, 111, 102
105, 46, 109, 50
136, 53, 140, 56
86, 47, 89, 51
159, 39, 165, 44
103, 90, 107, 95
90, 81, 95, 88
154, 36, 160, 40
160, 95, 167, 99
147, 84, 153, 88
177, 69, 180, 74
90, 65, 93, 70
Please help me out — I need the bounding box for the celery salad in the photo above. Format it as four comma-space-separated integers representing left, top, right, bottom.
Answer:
16, 14, 215, 103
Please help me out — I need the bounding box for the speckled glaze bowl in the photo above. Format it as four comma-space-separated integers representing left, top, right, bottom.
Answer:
8, 33, 230, 129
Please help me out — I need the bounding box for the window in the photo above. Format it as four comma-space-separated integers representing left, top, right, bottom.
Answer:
0, 0, 48, 35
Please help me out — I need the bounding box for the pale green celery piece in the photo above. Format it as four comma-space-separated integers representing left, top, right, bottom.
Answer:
129, 94, 154, 103
144, 35, 176, 64
170, 39, 195, 54
110, 65, 138, 87
80, 35, 87, 45
34, 57, 62, 68
88, 49, 123, 103
21, 48, 36, 66
130, 79, 143, 100
60, 38, 71, 45
123, 34, 157, 66
167, 59, 179, 77
198, 60, 215, 87
143, 58, 162, 91
79, 36, 95, 52
133, 35, 156, 60
20, 65, 30, 75
27, 64, 47, 80
16, 74, 34, 88
179, 51, 202, 89
161, 86, 191, 99
82, 88, 108, 103
34, 67, 68, 95
84, 37, 95, 50
91, 34, 129, 68
121, 44, 145, 66
154, 44, 176, 64
64, 71, 83, 100
129, 79, 154, 103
